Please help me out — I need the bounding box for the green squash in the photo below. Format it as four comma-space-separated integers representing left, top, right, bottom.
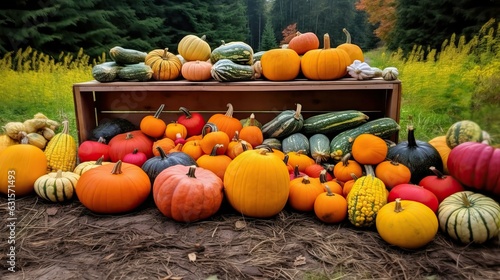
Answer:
445, 120, 483, 149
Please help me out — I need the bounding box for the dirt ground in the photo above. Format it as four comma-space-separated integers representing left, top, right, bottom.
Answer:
1, 195, 499, 280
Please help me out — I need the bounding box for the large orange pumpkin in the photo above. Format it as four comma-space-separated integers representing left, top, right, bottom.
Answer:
153, 165, 223, 222
301, 33, 351, 80
145, 48, 182, 81
76, 161, 151, 214
0, 143, 47, 197
260, 48, 301, 81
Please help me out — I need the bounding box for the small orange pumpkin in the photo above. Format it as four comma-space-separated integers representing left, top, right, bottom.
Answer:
260, 48, 301, 81
333, 153, 362, 183
140, 104, 166, 138
199, 123, 230, 155
145, 48, 182, 81
181, 139, 204, 160
196, 144, 232, 180
288, 31, 320, 55
337, 28, 364, 63
181, 60, 212, 81
375, 155, 412, 189
286, 150, 315, 172
165, 122, 188, 141
152, 137, 176, 156
226, 131, 253, 159
288, 175, 325, 212
351, 133, 388, 165
207, 103, 242, 140
314, 185, 348, 223
238, 114, 263, 148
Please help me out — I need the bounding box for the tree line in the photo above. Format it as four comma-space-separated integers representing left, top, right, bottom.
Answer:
0, 0, 498, 62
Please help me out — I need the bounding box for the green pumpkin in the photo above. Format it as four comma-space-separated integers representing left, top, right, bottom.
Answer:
445, 120, 483, 149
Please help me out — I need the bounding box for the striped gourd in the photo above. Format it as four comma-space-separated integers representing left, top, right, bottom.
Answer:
34, 170, 80, 202
73, 156, 113, 175
210, 59, 256, 82
261, 104, 304, 138
309, 133, 330, 162
329, 117, 400, 162
445, 120, 483, 149
44, 120, 77, 172
117, 63, 153, 82
302, 110, 369, 135
210, 41, 254, 65
438, 191, 500, 244
347, 165, 388, 227
282, 133, 309, 154
109, 46, 148, 65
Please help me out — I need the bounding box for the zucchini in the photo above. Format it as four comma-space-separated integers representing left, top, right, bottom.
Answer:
329, 117, 400, 161
261, 138, 282, 150
211, 59, 256, 82
302, 110, 369, 135
210, 41, 254, 65
309, 133, 331, 162
282, 133, 310, 154
117, 63, 153, 82
109, 46, 147, 65
92, 62, 122, 82
261, 104, 304, 139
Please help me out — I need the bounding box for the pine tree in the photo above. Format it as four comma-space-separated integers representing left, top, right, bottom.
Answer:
259, 20, 278, 51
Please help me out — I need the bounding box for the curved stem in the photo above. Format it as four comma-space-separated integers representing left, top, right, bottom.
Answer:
153, 104, 165, 119
225, 103, 235, 117
342, 28, 352, 44
179, 107, 193, 119
394, 198, 404, 213
156, 146, 168, 160
111, 160, 123, 175
294, 103, 302, 119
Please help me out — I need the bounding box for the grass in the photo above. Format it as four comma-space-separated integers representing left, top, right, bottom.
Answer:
0, 20, 499, 144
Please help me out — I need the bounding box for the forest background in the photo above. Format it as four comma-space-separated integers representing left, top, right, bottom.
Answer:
0, 0, 499, 142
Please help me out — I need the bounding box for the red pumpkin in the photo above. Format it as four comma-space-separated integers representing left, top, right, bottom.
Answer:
288, 31, 320, 55
177, 107, 206, 137
419, 166, 465, 203
78, 137, 110, 162
447, 142, 500, 196
122, 148, 148, 167
388, 183, 439, 213
108, 130, 154, 162
303, 163, 333, 180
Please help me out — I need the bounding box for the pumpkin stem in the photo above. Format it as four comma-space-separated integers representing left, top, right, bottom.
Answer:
293, 165, 301, 178
132, 148, 139, 154
61, 120, 70, 135
202, 122, 218, 137
210, 144, 223, 156
98, 136, 107, 144
301, 175, 311, 184
255, 144, 274, 154
323, 33, 331, 49
461, 192, 472, 207
324, 184, 335, 196
163, 48, 170, 59
283, 154, 289, 165
232, 131, 240, 141
179, 107, 193, 119
350, 173, 359, 180
225, 103, 235, 117
241, 141, 249, 151
389, 154, 402, 166
294, 103, 303, 120
153, 104, 165, 119
249, 113, 256, 126
406, 125, 418, 148
429, 166, 446, 179
95, 155, 104, 165
156, 146, 168, 159
125, 133, 134, 140
186, 165, 197, 178
111, 160, 123, 175
394, 198, 404, 213
55, 169, 63, 178
342, 28, 352, 44
341, 153, 352, 166
319, 169, 329, 183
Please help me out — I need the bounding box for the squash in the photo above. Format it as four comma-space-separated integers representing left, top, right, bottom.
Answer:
109, 46, 147, 65
210, 41, 254, 65
387, 183, 439, 213
239, 114, 263, 148
282, 133, 310, 154
108, 130, 154, 162
300, 33, 351, 80
152, 137, 176, 156
260, 48, 301, 81
376, 198, 438, 249
438, 191, 500, 244
226, 134, 252, 159
164, 122, 188, 142
0, 134, 18, 153
181, 60, 212, 81
122, 148, 148, 167
206, 104, 242, 140
177, 107, 206, 138
288, 175, 325, 212
117, 63, 153, 81
0, 143, 48, 197
351, 133, 388, 165
223, 148, 290, 218
447, 142, 500, 196
199, 123, 230, 155
375, 156, 411, 189
302, 110, 369, 135
142, 147, 197, 184
34, 170, 80, 202
76, 161, 151, 214
288, 31, 320, 55
428, 135, 451, 174
181, 139, 204, 160
196, 144, 232, 180
25, 132, 48, 150
347, 60, 375, 80
90, 118, 136, 143
387, 124, 443, 184
419, 166, 465, 203
210, 59, 258, 82
140, 104, 167, 139
73, 156, 112, 175
314, 184, 348, 224
153, 165, 223, 222
92, 61, 122, 82
177, 34, 211, 62
333, 153, 363, 183
445, 120, 483, 149
78, 137, 110, 162
44, 120, 77, 172
145, 48, 182, 81
381, 67, 399, 81
347, 165, 387, 227
337, 28, 364, 63
309, 134, 331, 162
261, 103, 304, 139
285, 150, 315, 173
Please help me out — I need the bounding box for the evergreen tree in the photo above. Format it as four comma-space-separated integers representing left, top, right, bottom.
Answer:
259, 19, 278, 51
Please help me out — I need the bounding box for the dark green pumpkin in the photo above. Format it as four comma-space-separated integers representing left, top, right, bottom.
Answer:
309, 133, 330, 162
142, 147, 197, 184
387, 125, 443, 184
91, 118, 137, 143
282, 133, 310, 154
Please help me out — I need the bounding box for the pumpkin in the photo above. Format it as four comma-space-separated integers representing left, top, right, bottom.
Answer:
122, 148, 148, 167
181, 139, 204, 160
152, 137, 176, 156
376, 198, 438, 249
145, 48, 182, 81
199, 123, 230, 155
77, 137, 110, 162
375, 155, 412, 189
303, 163, 332, 180
176, 107, 206, 138
438, 191, 500, 244
34, 170, 80, 202
447, 142, 500, 196
445, 120, 483, 149
76, 161, 151, 214
223, 148, 290, 218
238, 113, 263, 147
387, 183, 439, 213
301, 33, 351, 80
240, 113, 263, 128
140, 104, 167, 139
44, 120, 77, 172
108, 130, 154, 162
0, 134, 18, 153
196, 144, 232, 180
153, 165, 223, 222
419, 166, 464, 203
314, 184, 348, 224
351, 133, 388, 165
347, 165, 387, 227
428, 135, 451, 174
181, 60, 212, 81
333, 153, 362, 183
73, 156, 112, 175
142, 147, 197, 184
260, 48, 301, 81
288, 175, 325, 212
346, 60, 375, 80
0, 143, 48, 197
288, 31, 320, 55
177, 34, 211, 62
165, 122, 188, 142
342, 174, 358, 198
382, 67, 399, 81
206, 103, 242, 140
319, 169, 343, 195
337, 28, 364, 63
387, 124, 443, 184
226, 132, 253, 159
286, 151, 315, 172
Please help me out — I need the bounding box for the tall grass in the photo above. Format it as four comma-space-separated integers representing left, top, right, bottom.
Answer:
0, 20, 498, 144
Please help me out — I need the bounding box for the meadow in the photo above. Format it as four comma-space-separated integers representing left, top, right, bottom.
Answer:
1, 20, 499, 144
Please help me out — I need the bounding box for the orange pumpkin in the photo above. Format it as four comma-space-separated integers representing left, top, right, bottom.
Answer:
238, 114, 263, 147
199, 123, 230, 155
375, 156, 412, 189
351, 134, 388, 165
337, 28, 364, 63
226, 132, 253, 159
177, 34, 211, 62
145, 48, 182, 81
319, 170, 343, 195
314, 185, 348, 223
288, 175, 325, 212
181, 139, 204, 160
333, 153, 363, 183
288, 31, 320, 55
181, 60, 212, 81
165, 122, 188, 141
196, 144, 232, 180
286, 151, 315, 172
140, 104, 166, 138
260, 48, 301, 81
301, 33, 351, 80
76, 161, 151, 214
207, 103, 242, 140
152, 137, 176, 156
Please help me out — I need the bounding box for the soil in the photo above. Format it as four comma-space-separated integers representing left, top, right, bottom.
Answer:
1, 195, 499, 280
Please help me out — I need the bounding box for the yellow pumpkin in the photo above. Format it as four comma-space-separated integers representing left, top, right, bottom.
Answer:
145, 48, 182, 81
0, 135, 18, 153
34, 170, 80, 202
177, 34, 211, 62
428, 136, 451, 174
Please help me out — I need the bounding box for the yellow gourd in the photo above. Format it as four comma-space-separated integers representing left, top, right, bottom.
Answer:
44, 120, 77, 172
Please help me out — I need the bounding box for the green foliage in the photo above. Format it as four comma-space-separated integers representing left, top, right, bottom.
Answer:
259, 20, 278, 51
